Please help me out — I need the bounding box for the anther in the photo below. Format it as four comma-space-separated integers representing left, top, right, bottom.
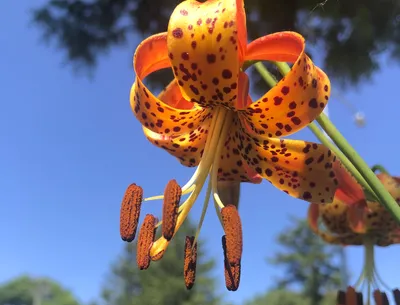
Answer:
374, 290, 390, 305
336, 290, 346, 305
393, 289, 400, 305
222, 235, 241, 291
136, 214, 157, 270
162, 179, 182, 241
345, 286, 357, 305
120, 183, 143, 242
221, 204, 242, 266
184, 236, 197, 290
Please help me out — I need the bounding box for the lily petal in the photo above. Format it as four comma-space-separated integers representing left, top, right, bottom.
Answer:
319, 198, 354, 235
143, 124, 210, 167
242, 32, 330, 137
131, 33, 209, 136
307, 203, 320, 233
167, 0, 247, 108
378, 173, 400, 202
239, 132, 338, 203
218, 117, 262, 183
334, 161, 366, 208
142, 79, 214, 167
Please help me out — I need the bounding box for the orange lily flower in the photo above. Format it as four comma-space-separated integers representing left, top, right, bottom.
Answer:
308, 165, 400, 302
123, 0, 339, 289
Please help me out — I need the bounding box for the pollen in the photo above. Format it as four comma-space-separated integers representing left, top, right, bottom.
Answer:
120, 183, 143, 242
183, 236, 197, 290
345, 286, 358, 305
221, 204, 243, 266
222, 235, 241, 291
162, 179, 182, 240
136, 214, 157, 270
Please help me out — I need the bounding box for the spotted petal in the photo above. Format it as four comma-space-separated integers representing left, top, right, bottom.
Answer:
167, 0, 247, 108
131, 33, 210, 136
241, 32, 331, 137
143, 79, 213, 167
378, 173, 400, 202
217, 117, 262, 183
239, 130, 338, 203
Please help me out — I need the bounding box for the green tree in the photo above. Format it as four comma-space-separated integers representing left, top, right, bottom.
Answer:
268, 217, 342, 305
100, 218, 220, 305
0, 275, 80, 305
32, 0, 400, 87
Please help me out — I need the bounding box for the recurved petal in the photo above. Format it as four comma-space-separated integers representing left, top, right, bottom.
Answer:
167, 0, 247, 108
242, 32, 330, 137
142, 110, 212, 167
239, 131, 338, 203
131, 32, 209, 136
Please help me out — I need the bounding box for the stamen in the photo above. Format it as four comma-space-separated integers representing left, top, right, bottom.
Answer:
136, 214, 157, 270
162, 179, 182, 241
184, 236, 197, 290
222, 235, 241, 291
221, 205, 243, 266
119, 183, 143, 242
337, 290, 346, 305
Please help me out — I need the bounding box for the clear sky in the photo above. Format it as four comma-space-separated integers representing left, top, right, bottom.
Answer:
1, 1, 399, 304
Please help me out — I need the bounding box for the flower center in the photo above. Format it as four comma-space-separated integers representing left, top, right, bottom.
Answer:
145, 106, 234, 258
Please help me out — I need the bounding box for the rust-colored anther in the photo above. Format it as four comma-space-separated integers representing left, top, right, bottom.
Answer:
136, 214, 157, 270
120, 183, 143, 242
183, 236, 197, 290
393, 289, 400, 305
222, 235, 241, 291
162, 179, 182, 241
336, 290, 346, 305
221, 204, 243, 266
345, 286, 358, 305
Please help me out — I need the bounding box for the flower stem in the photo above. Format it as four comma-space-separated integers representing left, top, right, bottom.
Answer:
254, 60, 400, 224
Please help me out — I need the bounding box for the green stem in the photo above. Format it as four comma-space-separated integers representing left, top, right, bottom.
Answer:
371, 164, 389, 175
255, 60, 400, 224
316, 113, 400, 222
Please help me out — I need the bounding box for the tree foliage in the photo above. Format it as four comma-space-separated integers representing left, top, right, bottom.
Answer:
244, 217, 344, 305
32, 0, 400, 87
99, 219, 220, 305
0, 275, 80, 305
265, 217, 343, 305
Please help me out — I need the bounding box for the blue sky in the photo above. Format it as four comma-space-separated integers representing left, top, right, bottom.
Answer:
1, 0, 399, 304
